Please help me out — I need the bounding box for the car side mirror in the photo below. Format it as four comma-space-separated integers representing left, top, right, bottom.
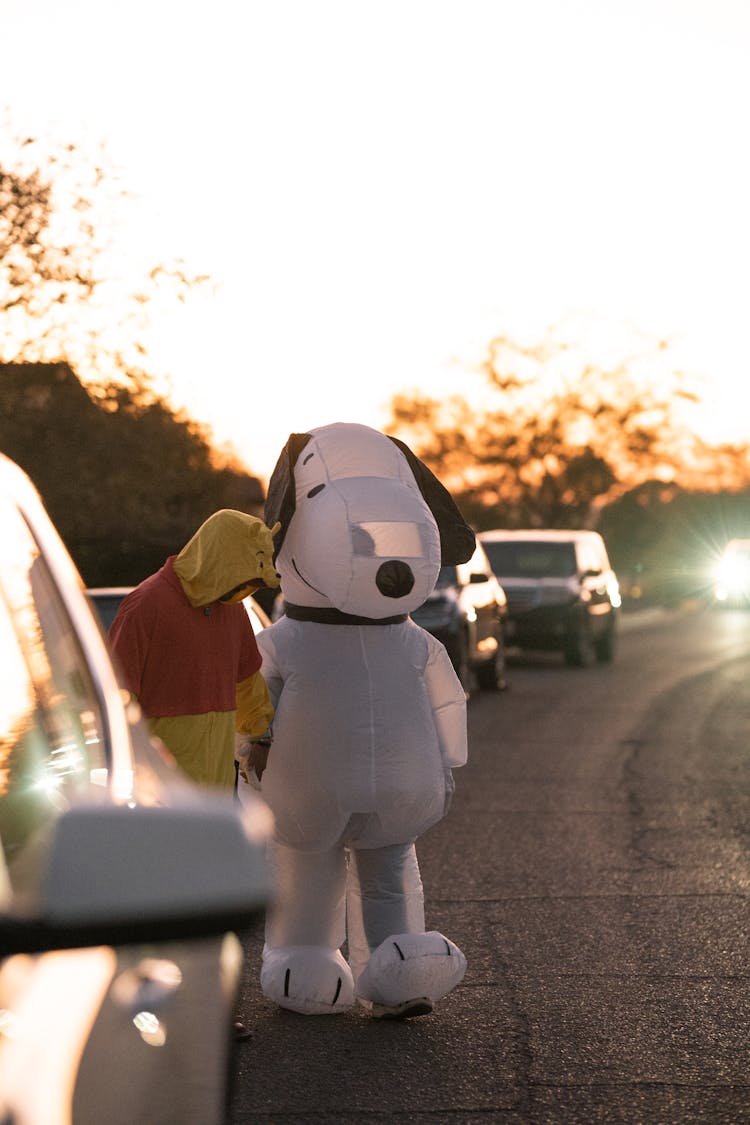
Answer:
0, 797, 272, 955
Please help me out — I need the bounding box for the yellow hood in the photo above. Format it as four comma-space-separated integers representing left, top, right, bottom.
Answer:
173, 509, 280, 608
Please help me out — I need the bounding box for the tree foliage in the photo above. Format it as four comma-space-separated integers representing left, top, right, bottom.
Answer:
0, 128, 209, 391
0, 363, 264, 586
599, 480, 750, 604
0, 128, 263, 584
388, 327, 750, 530
0, 153, 94, 317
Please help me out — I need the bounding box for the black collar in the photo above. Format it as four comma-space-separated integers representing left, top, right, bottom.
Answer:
284, 603, 408, 626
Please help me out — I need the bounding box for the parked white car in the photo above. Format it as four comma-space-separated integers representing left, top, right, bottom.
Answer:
0, 454, 273, 1125
87, 587, 272, 635
479, 528, 621, 666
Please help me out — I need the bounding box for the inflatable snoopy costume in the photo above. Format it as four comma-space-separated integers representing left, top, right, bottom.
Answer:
255, 422, 476, 1018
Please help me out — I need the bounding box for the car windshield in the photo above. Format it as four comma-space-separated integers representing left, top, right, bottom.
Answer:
434, 566, 458, 589
483, 540, 577, 579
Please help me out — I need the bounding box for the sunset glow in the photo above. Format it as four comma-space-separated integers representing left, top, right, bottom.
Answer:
1, 0, 749, 483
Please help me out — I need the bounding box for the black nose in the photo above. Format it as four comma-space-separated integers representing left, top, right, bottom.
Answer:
376, 560, 415, 599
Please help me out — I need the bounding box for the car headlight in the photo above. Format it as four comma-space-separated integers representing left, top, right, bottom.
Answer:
715, 556, 750, 594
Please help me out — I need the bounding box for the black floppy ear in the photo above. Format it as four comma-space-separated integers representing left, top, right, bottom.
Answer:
387, 435, 476, 565
263, 433, 312, 559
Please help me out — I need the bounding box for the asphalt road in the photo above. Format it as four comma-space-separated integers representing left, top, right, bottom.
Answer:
227, 605, 750, 1124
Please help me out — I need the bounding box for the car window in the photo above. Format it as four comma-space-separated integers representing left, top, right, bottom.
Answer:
482, 541, 577, 579
87, 593, 126, 633
0, 501, 108, 887
434, 566, 458, 589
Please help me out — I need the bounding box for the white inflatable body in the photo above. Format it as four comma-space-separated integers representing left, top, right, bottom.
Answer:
257, 422, 475, 1017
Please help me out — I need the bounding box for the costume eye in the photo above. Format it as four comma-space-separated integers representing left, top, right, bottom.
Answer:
302, 452, 315, 466
307, 484, 325, 498
351, 526, 376, 556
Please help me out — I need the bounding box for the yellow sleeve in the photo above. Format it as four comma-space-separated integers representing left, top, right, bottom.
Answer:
236, 672, 274, 737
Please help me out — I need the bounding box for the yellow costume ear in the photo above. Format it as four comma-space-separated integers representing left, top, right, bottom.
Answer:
269, 521, 281, 537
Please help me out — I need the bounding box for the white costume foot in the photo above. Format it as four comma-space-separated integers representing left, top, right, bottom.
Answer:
261, 946, 355, 1015
356, 931, 466, 1010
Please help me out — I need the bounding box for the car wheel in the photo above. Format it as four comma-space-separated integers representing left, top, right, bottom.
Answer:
475, 629, 508, 691
594, 619, 616, 663
564, 618, 595, 667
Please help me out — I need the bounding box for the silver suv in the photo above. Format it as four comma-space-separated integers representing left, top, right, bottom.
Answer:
478, 529, 621, 666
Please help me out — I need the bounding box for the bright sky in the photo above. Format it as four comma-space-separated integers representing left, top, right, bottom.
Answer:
2, 0, 750, 484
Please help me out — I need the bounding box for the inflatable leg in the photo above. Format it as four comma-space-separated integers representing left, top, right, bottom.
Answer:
345, 842, 425, 983
356, 931, 467, 1018
347, 843, 467, 1016
262, 841, 353, 1015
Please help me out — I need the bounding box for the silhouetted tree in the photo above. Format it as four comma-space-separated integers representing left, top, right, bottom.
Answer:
0, 362, 264, 585
600, 481, 750, 604
388, 326, 750, 529
0, 129, 207, 388
0, 129, 266, 582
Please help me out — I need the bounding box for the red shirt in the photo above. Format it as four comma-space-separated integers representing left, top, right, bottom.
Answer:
109, 558, 261, 717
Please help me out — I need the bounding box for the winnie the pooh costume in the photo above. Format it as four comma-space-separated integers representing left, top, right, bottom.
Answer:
109, 509, 280, 788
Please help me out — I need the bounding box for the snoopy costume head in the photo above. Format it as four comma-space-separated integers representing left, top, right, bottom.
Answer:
265, 422, 475, 620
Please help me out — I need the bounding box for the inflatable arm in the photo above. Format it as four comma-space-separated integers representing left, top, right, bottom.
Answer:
254, 632, 283, 710
423, 639, 468, 769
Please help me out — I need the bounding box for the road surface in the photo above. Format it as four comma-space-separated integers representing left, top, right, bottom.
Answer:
228, 604, 750, 1124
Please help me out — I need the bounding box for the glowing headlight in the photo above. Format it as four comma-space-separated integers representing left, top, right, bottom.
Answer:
715, 556, 750, 592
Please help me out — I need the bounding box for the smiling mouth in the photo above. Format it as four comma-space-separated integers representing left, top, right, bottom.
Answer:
292, 557, 326, 596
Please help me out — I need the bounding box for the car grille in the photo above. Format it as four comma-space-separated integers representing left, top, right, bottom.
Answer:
504, 585, 572, 613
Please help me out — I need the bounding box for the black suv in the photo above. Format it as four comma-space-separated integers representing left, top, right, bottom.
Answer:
411, 540, 508, 694
478, 529, 621, 666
